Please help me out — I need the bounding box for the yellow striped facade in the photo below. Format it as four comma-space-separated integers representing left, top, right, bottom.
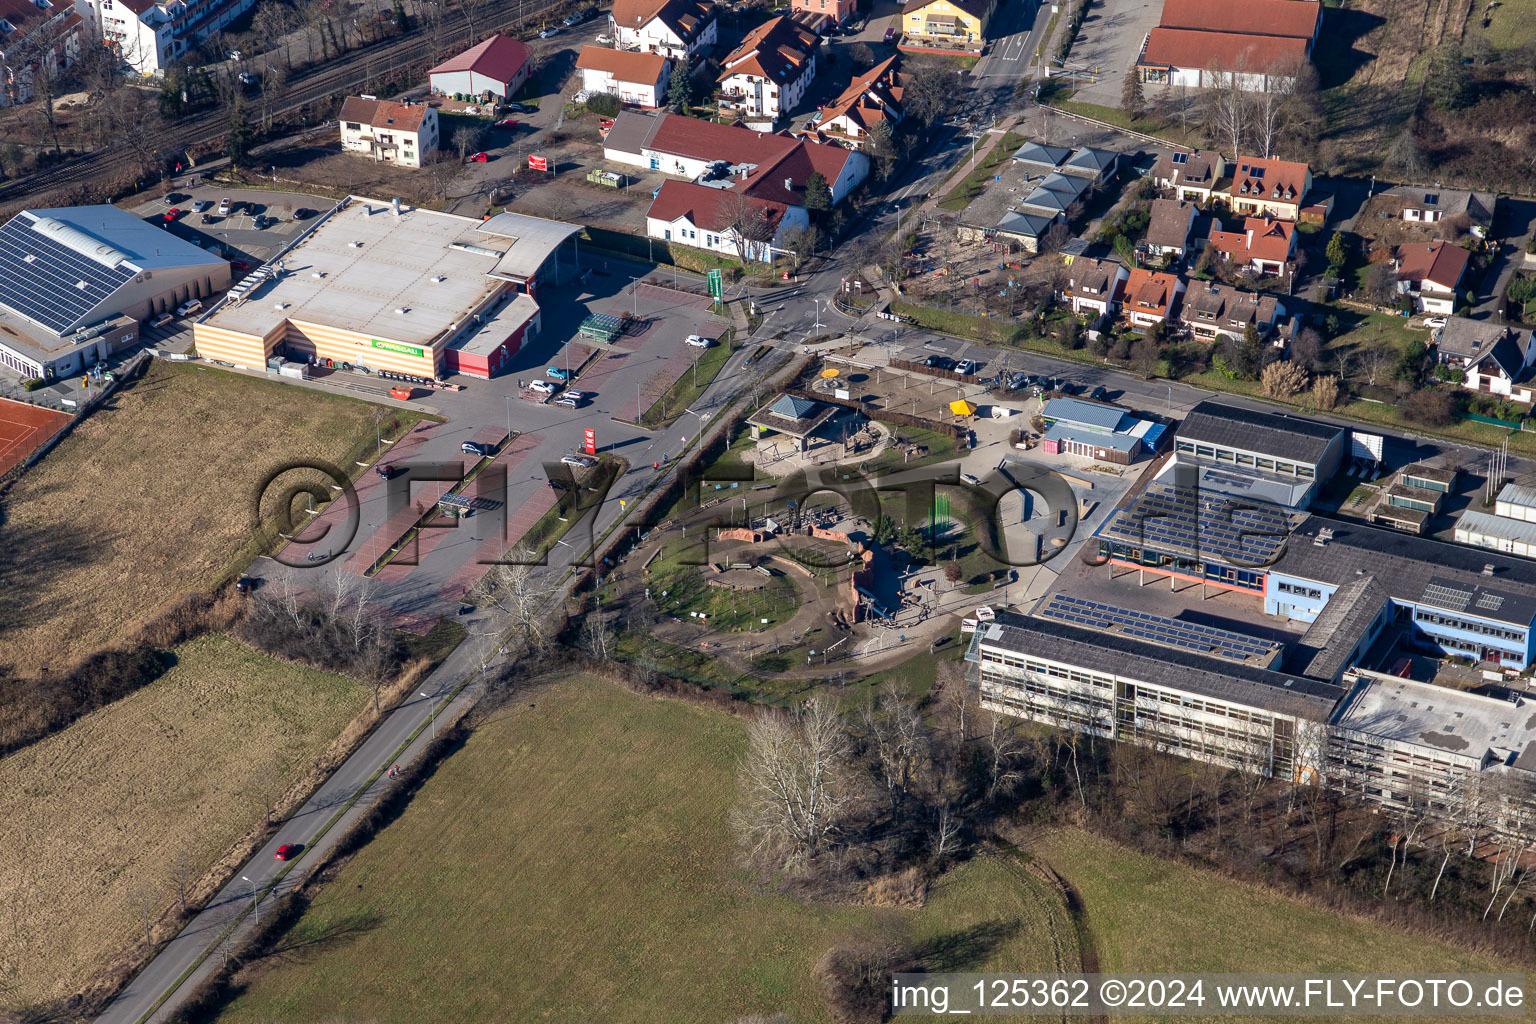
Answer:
193, 318, 442, 378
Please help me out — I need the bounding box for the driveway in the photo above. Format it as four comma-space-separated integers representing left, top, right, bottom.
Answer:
1061, 0, 1162, 107
1473, 196, 1536, 322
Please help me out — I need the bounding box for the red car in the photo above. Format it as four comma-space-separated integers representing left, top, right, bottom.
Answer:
274, 843, 296, 861
469, 151, 489, 162
496, 118, 518, 128
163, 208, 181, 221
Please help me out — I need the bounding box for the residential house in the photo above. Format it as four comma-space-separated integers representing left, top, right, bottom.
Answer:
1121, 268, 1184, 328
1057, 257, 1128, 320
338, 96, 438, 168
576, 46, 672, 108
427, 34, 531, 100
1394, 240, 1470, 315
1134, 0, 1321, 93
610, 0, 717, 58
716, 15, 819, 126
792, 0, 855, 25
76, 0, 255, 75
1433, 316, 1528, 374
799, 54, 904, 150
1206, 216, 1297, 277
1150, 149, 1227, 204
1180, 281, 1286, 344
1461, 327, 1535, 404
1, 0, 82, 105
1227, 156, 1311, 220
1145, 198, 1198, 260
1379, 185, 1494, 228
604, 110, 869, 205
900, 0, 995, 50
645, 179, 809, 262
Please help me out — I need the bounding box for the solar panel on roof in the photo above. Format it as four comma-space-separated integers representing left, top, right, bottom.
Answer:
0, 217, 136, 333
1037, 593, 1278, 662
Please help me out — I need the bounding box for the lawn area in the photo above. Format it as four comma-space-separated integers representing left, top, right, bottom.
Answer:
937, 131, 1026, 211
646, 558, 802, 632
641, 332, 735, 428
0, 361, 419, 674
0, 634, 368, 1005
1052, 98, 1206, 148
1463, 0, 1536, 52
1033, 829, 1515, 1001
211, 674, 1067, 1024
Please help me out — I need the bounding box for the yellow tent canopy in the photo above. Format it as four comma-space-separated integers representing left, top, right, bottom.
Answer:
949, 399, 977, 416
821, 367, 840, 378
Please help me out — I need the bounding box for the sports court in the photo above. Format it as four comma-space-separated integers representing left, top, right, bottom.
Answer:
0, 398, 70, 478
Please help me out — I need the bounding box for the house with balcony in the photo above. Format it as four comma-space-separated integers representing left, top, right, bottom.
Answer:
900, 0, 994, 51
1205, 215, 1297, 278
1, 0, 82, 105
76, 0, 254, 75
1394, 240, 1470, 316
1379, 185, 1495, 228
1432, 316, 1534, 404
792, 0, 855, 25
1180, 281, 1287, 345
716, 15, 819, 128
610, 0, 717, 59
1150, 149, 1226, 204
1120, 268, 1184, 329
798, 54, 904, 150
339, 96, 438, 168
1226, 156, 1311, 220
1056, 257, 1127, 320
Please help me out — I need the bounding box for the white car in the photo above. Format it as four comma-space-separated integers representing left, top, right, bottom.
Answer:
961, 473, 981, 486
528, 380, 557, 394
685, 334, 712, 348
175, 299, 203, 317
594, 32, 612, 43
564, 389, 591, 402
1423, 316, 1447, 329
561, 453, 597, 468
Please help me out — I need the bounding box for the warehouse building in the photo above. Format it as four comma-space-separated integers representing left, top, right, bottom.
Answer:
1037, 397, 1160, 465
193, 200, 577, 381
1171, 400, 1345, 507
0, 204, 230, 380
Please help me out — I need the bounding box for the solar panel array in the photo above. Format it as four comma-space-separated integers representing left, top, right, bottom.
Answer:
438, 494, 503, 512
1039, 593, 1280, 662
1099, 483, 1292, 566
1422, 582, 1472, 611
0, 217, 135, 334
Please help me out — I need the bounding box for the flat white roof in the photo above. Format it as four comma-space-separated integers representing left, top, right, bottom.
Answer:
449, 292, 539, 356
204, 200, 507, 347
480, 211, 583, 282
1334, 669, 1536, 765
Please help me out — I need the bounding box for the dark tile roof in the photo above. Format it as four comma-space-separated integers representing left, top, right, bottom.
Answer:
979, 611, 1344, 719
1145, 198, 1196, 250
1434, 316, 1525, 361
1277, 516, 1536, 627
1294, 575, 1389, 681
1176, 400, 1342, 465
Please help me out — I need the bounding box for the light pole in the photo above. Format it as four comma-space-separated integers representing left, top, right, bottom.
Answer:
241, 875, 260, 922
505, 394, 511, 440
814, 299, 821, 341
420, 690, 439, 739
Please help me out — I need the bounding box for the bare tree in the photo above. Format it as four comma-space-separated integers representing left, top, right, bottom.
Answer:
581, 612, 614, 660
452, 123, 484, 162
1203, 59, 1252, 159
489, 551, 552, 650
719, 189, 776, 267
985, 709, 1027, 799
732, 698, 850, 863
1360, 345, 1395, 386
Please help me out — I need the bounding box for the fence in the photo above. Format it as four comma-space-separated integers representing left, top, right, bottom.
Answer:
0, 350, 150, 490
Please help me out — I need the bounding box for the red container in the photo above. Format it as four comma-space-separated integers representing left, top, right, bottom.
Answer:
389, 386, 413, 400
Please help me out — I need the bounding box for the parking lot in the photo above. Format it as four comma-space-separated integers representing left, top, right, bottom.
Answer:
1059, 0, 1163, 107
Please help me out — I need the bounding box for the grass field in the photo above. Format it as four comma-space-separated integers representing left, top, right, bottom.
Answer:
0, 361, 417, 674
0, 634, 367, 1005
212, 674, 1513, 1024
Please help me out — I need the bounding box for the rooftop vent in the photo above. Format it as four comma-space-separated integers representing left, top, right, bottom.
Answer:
394, 307, 408, 315
1484, 564, 1497, 576
349, 241, 363, 248
1313, 527, 1334, 547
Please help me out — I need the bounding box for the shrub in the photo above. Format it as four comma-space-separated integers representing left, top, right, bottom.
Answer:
585, 92, 621, 117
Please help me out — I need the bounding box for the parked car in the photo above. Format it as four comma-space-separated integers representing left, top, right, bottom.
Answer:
496, 117, 519, 128
537, 26, 559, 37
564, 389, 591, 402
162, 192, 188, 205
293, 207, 316, 220
528, 379, 557, 394
150, 312, 174, 328
554, 396, 580, 409
235, 576, 256, 594
1423, 316, 1447, 329
226, 49, 243, 61
468, 151, 489, 162
191, 199, 211, 213
506, 102, 536, 113
253, 214, 271, 229
545, 366, 570, 380
561, 453, 597, 468
923, 354, 951, 369
1089, 385, 1107, 401
238, 71, 257, 88
956, 358, 978, 375
593, 33, 612, 44
883, 27, 896, 42
218, 197, 234, 215
461, 441, 494, 457
961, 473, 981, 486
274, 844, 295, 860
684, 334, 711, 348
162, 207, 181, 221
376, 462, 397, 478
176, 299, 202, 316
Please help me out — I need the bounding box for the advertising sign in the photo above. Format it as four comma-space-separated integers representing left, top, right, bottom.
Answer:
583, 428, 597, 455
529, 154, 549, 172
371, 338, 425, 358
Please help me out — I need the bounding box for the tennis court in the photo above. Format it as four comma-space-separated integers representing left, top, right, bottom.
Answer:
0, 398, 70, 478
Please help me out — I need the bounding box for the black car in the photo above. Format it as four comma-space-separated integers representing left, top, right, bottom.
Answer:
1089, 385, 1108, 401
293, 208, 316, 220
923, 354, 952, 370
200, 213, 216, 224
461, 441, 493, 457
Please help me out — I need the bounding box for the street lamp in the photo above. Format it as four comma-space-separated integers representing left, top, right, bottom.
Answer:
241, 875, 260, 922
420, 690, 439, 739
813, 298, 822, 341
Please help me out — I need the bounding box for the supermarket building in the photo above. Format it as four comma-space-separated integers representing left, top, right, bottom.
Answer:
193, 199, 580, 380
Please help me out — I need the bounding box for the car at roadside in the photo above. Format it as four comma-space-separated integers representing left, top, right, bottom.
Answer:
528, 380, 557, 394
293, 207, 317, 220
150, 312, 174, 328
554, 396, 580, 409
176, 299, 202, 317
545, 366, 570, 380
496, 117, 519, 128
506, 102, 536, 113
685, 334, 711, 348
461, 441, 494, 457
561, 453, 597, 468
537, 26, 559, 37
956, 358, 979, 375
468, 151, 489, 162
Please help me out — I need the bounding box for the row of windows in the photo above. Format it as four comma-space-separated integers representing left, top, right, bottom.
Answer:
1276, 579, 1324, 600
1173, 440, 1314, 477
1412, 608, 1525, 643
0, 347, 40, 376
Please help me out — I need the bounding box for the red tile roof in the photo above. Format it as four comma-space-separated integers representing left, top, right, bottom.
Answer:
1122, 268, 1182, 316
428, 34, 530, 82
1208, 216, 1296, 265
1157, 0, 1320, 40
338, 96, 431, 132
575, 45, 671, 83
637, 112, 856, 204
1396, 240, 1471, 291
1229, 156, 1310, 207
815, 55, 905, 136
718, 15, 820, 86
1141, 27, 1310, 73
647, 179, 789, 234
612, 0, 714, 40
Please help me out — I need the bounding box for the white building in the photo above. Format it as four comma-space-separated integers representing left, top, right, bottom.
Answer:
610, 0, 716, 59
575, 45, 671, 108
427, 34, 531, 101
646, 180, 808, 263
2, 0, 84, 106
715, 15, 819, 128
0, 204, 230, 379
74, 0, 256, 76
338, 96, 438, 169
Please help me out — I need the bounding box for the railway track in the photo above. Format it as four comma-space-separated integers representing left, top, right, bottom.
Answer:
0, 0, 568, 204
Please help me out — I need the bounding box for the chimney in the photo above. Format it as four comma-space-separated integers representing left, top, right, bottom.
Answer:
391, 196, 402, 217
785, 177, 794, 191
